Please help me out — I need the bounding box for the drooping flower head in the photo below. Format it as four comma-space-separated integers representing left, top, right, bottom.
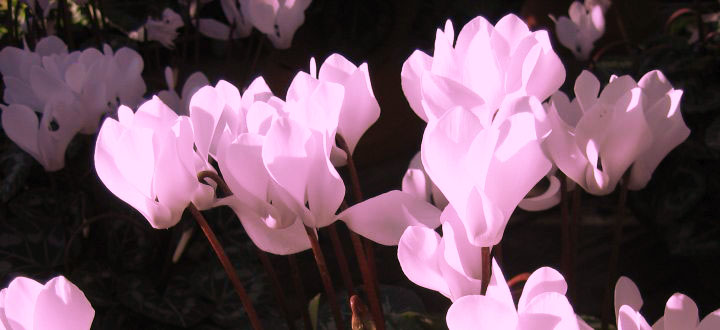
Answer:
551, 1, 606, 60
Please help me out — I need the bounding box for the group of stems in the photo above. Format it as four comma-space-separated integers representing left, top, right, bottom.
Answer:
557, 171, 630, 330
192, 133, 386, 330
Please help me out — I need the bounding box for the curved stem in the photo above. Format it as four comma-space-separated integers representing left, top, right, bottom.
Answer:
256, 249, 296, 330
336, 135, 385, 330
198, 170, 232, 197
601, 172, 629, 330
305, 226, 344, 330
289, 255, 312, 330
328, 223, 356, 298
188, 203, 264, 330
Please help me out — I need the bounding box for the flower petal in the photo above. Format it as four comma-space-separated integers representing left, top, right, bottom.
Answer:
401, 50, 433, 122
615, 276, 644, 322
397, 226, 451, 297
5, 277, 44, 330
32, 276, 94, 330
337, 190, 441, 245
446, 295, 517, 330
517, 267, 567, 314
663, 293, 699, 330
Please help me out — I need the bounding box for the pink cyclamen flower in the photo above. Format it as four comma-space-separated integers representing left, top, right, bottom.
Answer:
401, 14, 565, 122
129, 8, 185, 49
614, 276, 720, 330
627, 70, 690, 190
94, 97, 216, 229
195, 0, 253, 40
0, 275, 94, 330
248, 0, 312, 49
544, 70, 652, 195
158, 67, 210, 116
421, 100, 551, 247
446, 261, 591, 330
551, 1, 605, 60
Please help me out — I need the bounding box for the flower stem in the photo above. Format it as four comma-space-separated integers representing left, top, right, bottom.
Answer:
559, 173, 574, 302
188, 203, 263, 330
601, 172, 629, 330
197, 170, 293, 328
257, 249, 296, 330
480, 247, 491, 295
328, 223, 356, 298
336, 135, 385, 330
289, 255, 312, 330
305, 226, 344, 330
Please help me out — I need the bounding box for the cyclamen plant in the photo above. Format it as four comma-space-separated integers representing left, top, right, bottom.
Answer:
0, 2, 707, 330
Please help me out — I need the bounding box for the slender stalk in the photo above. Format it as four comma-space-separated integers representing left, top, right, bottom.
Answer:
328, 223, 356, 298
194, 0, 200, 63
289, 255, 312, 330
197, 170, 293, 328
480, 247, 491, 295
569, 186, 582, 303
257, 249, 296, 330
198, 170, 232, 197
305, 226, 344, 330
188, 203, 264, 330
601, 173, 629, 330
559, 173, 574, 302
350, 295, 376, 330
336, 135, 385, 330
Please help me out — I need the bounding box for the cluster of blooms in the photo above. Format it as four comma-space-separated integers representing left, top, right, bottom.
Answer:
551, 0, 608, 60
193, 0, 312, 49
94, 53, 439, 255
393, 13, 691, 328
0, 36, 145, 171
614, 277, 720, 330
0, 275, 94, 330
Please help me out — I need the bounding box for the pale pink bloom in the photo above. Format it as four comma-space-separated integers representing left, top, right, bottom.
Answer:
421, 102, 551, 247
1, 97, 83, 171
94, 97, 216, 229
316, 54, 380, 166
401, 14, 565, 122
544, 70, 652, 195
614, 276, 720, 330
196, 0, 253, 40
397, 209, 490, 301
0, 36, 67, 110
0, 275, 94, 330
248, 0, 312, 49
446, 261, 591, 330
551, 1, 605, 60
158, 67, 210, 116
130, 8, 185, 49
627, 70, 690, 191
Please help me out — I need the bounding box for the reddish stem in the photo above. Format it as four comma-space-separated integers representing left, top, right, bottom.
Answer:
328, 223, 356, 298
188, 203, 263, 330
336, 135, 385, 330
480, 247, 491, 295
257, 249, 296, 330
289, 255, 312, 330
305, 226, 344, 330
601, 172, 629, 330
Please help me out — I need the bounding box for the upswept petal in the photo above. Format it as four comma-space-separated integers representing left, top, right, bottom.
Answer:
663, 293, 699, 330
615, 276, 644, 322
32, 276, 95, 330
398, 226, 452, 298
618, 305, 652, 330
337, 190, 441, 245
698, 309, 720, 330
401, 50, 433, 122
1, 104, 42, 161
4, 277, 43, 330
517, 267, 568, 314
420, 74, 488, 124
421, 107, 485, 222
319, 55, 380, 156
446, 294, 518, 330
